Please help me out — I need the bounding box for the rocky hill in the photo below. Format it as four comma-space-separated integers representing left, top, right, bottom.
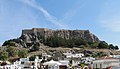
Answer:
1, 28, 119, 61
2, 28, 100, 48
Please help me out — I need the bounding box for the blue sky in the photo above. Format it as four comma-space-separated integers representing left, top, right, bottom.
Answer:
0, 0, 120, 47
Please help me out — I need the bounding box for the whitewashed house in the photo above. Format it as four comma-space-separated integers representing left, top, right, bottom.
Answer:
63, 52, 84, 59
13, 56, 42, 69
59, 60, 69, 66
14, 58, 33, 69
43, 60, 62, 69
34, 56, 42, 68
0, 64, 18, 69
112, 55, 120, 58
42, 53, 52, 58
81, 57, 95, 64
63, 52, 84, 66
93, 59, 119, 69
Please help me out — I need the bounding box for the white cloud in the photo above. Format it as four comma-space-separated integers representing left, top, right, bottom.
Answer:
98, 1, 120, 32
100, 18, 120, 32
18, 0, 68, 29
60, 0, 86, 23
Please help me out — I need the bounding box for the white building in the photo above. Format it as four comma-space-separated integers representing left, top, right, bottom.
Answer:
63, 52, 84, 66
111, 55, 120, 58
42, 53, 52, 58
59, 60, 69, 66
43, 60, 62, 69
0, 65, 18, 69
93, 59, 119, 69
13, 56, 42, 69
63, 52, 84, 59
81, 57, 95, 64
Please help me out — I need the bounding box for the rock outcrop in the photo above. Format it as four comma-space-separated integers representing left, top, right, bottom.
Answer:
2, 28, 100, 48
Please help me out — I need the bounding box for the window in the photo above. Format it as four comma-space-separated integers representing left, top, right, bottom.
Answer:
21, 62, 24, 64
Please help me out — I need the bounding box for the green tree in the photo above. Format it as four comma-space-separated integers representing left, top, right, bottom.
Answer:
109, 44, 115, 50
18, 49, 28, 58
114, 46, 119, 50
74, 38, 87, 47
98, 41, 109, 49
65, 38, 74, 48
6, 46, 18, 57
2, 40, 16, 46
29, 55, 36, 61
0, 51, 8, 61
90, 42, 99, 48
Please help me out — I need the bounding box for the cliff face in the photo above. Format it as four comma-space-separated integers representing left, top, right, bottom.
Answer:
2, 28, 100, 48
17, 28, 99, 47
